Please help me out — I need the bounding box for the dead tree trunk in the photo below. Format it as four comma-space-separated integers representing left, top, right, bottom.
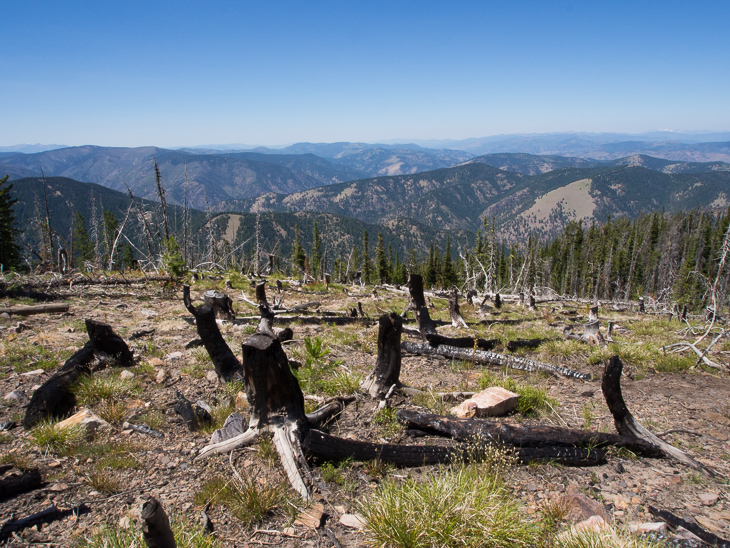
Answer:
0, 303, 70, 317
141, 497, 177, 548
396, 409, 663, 458
602, 356, 714, 475
588, 305, 598, 322
197, 332, 313, 501
401, 340, 590, 380
203, 290, 235, 321
638, 296, 645, 314
0, 469, 42, 500
448, 289, 468, 328
493, 292, 502, 309
24, 319, 133, 428
361, 313, 403, 398
183, 285, 243, 382
407, 274, 438, 337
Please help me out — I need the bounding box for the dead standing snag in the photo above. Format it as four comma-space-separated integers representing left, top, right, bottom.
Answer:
361, 313, 403, 398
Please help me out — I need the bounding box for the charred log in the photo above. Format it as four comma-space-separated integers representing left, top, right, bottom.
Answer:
506, 338, 545, 351
401, 341, 591, 380
649, 506, 730, 548
407, 274, 438, 337
425, 334, 499, 351
361, 313, 403, 398
396, 409, 663, 458
602, 356, 714, 475
0, 468, 42, 501
183, 284, 243, 382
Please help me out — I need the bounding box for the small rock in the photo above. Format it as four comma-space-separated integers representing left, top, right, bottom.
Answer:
573, 515, 611, 534
283, 527, 296, 536
20, 369, 45, 377
56, 408, 110, 439
0, 312, 10, 319
49, 483, 69, 492
699, 493, 719, 506
120, 370, 135, 380
339, 513, 366, 530
48, 461, 62, 469
155, 368, 168, 384
148, 358, 164, 368
450, 386, 519, 418
210, 413, 248, 444
562, 484, 613, 523
206, 370, 219, 383
334, 505, 347, 514
118, 516, 131, 529
629, 522, 669, 536
674, 526, 703, 542
294, 503, 325, 529
166, 352, 184, 361
4, 389, 28, 404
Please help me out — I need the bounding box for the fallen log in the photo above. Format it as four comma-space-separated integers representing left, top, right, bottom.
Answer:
183, 285, 243, 382
0, 503, 90, 543
0, 303, 70, 316
303, 429, 607, 467
401, 341, 590, 380
602, 356, 715, 475
648, 506, 730, 548
396, 410, 663, 458
0, 468, 42, 500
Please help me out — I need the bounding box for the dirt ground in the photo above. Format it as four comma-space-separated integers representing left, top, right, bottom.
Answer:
1, 278, 729, 547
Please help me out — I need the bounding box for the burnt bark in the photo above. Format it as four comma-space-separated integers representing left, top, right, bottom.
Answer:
506, 338, 545, 351
425, 334, 499, 351
203, 289, 235, 321
0, 469, 42, 501
183, 285, 243, 382
601, 356, 714, 475
141, 497, 177, 548
448, 289, 468, 328
242, 333, 307, 432
361, 313, 403, 397
648, 506, 730, 548
407, 274, 438, 337
396, 409, 663, 458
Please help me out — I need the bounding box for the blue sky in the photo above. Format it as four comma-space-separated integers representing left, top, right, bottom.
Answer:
2, 1, 729, 148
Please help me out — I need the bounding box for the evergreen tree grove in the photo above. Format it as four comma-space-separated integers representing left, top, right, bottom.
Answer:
0, 175, 22, 271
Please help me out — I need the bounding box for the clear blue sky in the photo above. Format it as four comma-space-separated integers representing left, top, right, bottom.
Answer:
2, 1, 729, 148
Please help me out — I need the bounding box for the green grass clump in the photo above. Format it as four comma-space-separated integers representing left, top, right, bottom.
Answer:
360, 464, 538, 548
478, 372, 557, 416
373, 407, 403, 438
74, 513, 222, 548
194, 467, 289, 526
554, 528, 664, 548
73, 373, 138, 405
1, 341, 58, 372
30, 421, 85, 456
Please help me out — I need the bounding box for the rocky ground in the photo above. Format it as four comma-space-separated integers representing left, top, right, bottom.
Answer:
1, 276, 729, 547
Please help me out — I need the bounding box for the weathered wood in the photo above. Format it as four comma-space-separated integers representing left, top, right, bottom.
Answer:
493, 292, 502, 309
141, 497, 177, 548
0, 469, 42, 500
448, 289, 468, 328
183, 285, 243, 382
648, 506, 730, 548
203, 289, 235, 321
303, 429, 606, 467
361, 313, 403, 398
583, 320, 605, 345
602, 356, 714, 475
638, 296, 645, 313
396, 409, 663, 458
401, 340, 591, 380
0, 303, 69, 316
407, 274, 438, 337
242, 333, 307, 431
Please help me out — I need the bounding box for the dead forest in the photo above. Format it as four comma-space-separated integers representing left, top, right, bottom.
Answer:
1, 265, 729, 548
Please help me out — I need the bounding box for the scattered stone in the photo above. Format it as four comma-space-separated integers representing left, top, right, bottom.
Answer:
294, 503, 325, 529
174, 391, 212, 429
334, 505, 347, 514
120, 370, 135, 380
166, 351, 184, 361
339, 514, 365, 530
48, 461, 62, 469
573, 515, 612, 534
118, 516, 131, 529
283, 527, 296, 536
701, 412, 730, 425
206, 370, 219, 383
210, 413, 248, 444
56, 408, 110, 439
562, 484, 613, 523
148, 358, 164, 368
450, 386, 519, 418
48, 483, 69, 492
4, 389, 28, 404
673, 526, 703, 542
629, 522, 669, 536
155, 368, 168, 384
0, 312, 10, 319
699, 493, 719, 506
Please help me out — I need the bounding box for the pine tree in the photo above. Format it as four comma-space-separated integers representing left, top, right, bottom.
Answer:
72, 212, 95, 268
442, 237, 457, 288
375, 232, 389, 283
362, 230, 373, 283
311, 221, 322, 279
292, 224, 306, 272
0, 175, 22, 271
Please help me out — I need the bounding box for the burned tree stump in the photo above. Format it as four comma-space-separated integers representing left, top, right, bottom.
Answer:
465, 289, 477, 306
602, 356, 714, 475
0, 468, 42, 500
407, 274, 438, 337
361, 313, 403, 398
203, 290, 235, 321
448, 289, 468, 328
141, 497, 177, 548
588, 305, 599, 322
493, 292, 502, 309
183, 285, 243, 382
24, 319, 133, 428
638, 296, 645, 314
583, 320, 605, 345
